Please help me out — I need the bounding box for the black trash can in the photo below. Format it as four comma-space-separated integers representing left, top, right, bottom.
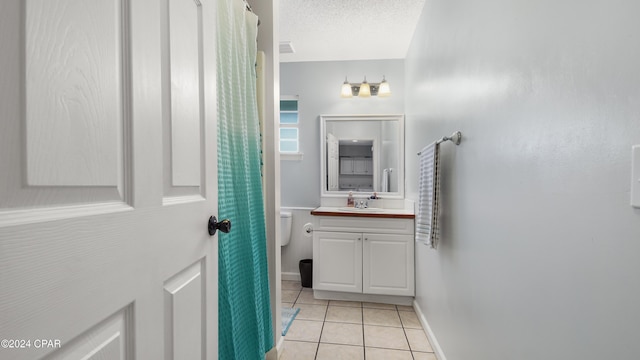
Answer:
299, 259, 313, 288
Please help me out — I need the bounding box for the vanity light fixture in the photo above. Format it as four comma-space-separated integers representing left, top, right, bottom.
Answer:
340, 76, 391, 98
358, 77, 371, 97
378, 76, 391, 97
341, 77, 353, 98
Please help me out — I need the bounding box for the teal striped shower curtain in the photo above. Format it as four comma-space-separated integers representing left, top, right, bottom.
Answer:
216, 0, 273, 358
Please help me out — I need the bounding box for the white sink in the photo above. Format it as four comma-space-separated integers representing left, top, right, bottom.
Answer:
336, 207, 385, 213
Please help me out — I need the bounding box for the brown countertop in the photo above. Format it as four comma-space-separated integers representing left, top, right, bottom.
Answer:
310, 207, 415, 219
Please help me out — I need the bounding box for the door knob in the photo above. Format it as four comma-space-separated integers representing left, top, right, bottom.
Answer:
208, 216, 231, 236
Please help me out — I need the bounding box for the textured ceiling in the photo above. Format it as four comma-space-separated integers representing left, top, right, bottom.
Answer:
279, 0, 426, 63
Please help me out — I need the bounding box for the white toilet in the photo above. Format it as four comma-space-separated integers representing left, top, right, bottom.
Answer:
280, 211, 292, 247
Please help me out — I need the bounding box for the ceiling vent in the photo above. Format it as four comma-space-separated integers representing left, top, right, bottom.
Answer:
279, 41, 295, 54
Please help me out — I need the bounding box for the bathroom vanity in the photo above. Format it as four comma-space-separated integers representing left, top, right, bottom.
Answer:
312, 114, 413, 304
310, 207, 415, 305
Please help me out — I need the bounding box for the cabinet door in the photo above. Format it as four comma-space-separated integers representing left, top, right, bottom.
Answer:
313, 231, 363, 292
365, 158, 373, 174
363, 234, 415, 296
353, 158, 366, 174
340, 158, 354, 174
352, 158, 373, 174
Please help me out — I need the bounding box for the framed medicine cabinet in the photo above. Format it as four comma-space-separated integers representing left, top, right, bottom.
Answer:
320, 114, 405, 199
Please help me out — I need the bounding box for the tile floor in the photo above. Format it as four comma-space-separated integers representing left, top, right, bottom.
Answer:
281, 280, 437, 360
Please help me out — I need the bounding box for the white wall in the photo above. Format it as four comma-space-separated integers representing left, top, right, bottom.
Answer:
280, 60, 405, 207
280, 207, 315, 278
249, 0, 281, 352
279, 60, 405, 279
405, 1, 640, 359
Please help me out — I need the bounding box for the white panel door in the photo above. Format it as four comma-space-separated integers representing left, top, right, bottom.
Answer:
312, 231, 362, 293
327, 133, 340, 190
0, 0, 218, 359
363, 234, 415, 296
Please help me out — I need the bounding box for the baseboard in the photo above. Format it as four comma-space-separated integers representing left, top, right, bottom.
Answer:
313, 290, 414, 306
413, 299, 447, 360
281, 272, 301, 282
276, 336, 285, 359
265, 346, 276, 360
265, 335, 285, 360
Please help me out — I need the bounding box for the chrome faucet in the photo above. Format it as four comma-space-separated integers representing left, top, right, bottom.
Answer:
355, 199, 368, 209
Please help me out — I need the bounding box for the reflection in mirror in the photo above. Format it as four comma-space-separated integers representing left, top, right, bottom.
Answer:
321, 114, 404, 198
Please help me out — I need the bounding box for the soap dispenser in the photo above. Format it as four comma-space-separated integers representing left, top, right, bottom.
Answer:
347, 192, 355, 207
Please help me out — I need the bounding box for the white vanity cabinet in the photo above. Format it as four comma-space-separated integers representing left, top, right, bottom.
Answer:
313, 231, 363, 293
363, 233, 414, 296
312, 214, 415, 298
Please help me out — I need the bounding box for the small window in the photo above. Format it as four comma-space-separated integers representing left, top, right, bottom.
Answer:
280, 96, 303, 160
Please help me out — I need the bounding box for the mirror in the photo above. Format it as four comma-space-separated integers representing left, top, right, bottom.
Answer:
321, 114, 404, 198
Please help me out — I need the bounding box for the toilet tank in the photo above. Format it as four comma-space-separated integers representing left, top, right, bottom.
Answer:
280, 211, 292, 246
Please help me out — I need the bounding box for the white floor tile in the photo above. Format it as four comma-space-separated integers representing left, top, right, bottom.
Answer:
281, 280, 303, 290
278, 296, 433, 358
329, 300, 362, 308
281, 340, 317, 360
325, 305, 363, 324
396, 305, 415, 312
320, 322, 364, 346
405, 328, 434, 352
412, 351, 438, 360
363, 308, 402, 327
363, 302, 397, 310
285, 319, 323, 343
399, 310, 422, 329
316, 343, 364, 360
296, 290, 329, 305
364, 325, 410, 350
295, 304, 327, 321
282, 289, 300, 303
365, 347, 413, 360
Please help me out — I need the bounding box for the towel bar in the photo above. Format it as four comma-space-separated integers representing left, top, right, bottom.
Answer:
417, 131, 462, 155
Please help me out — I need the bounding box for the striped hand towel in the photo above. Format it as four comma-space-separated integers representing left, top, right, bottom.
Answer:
416, 141, 440, 249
